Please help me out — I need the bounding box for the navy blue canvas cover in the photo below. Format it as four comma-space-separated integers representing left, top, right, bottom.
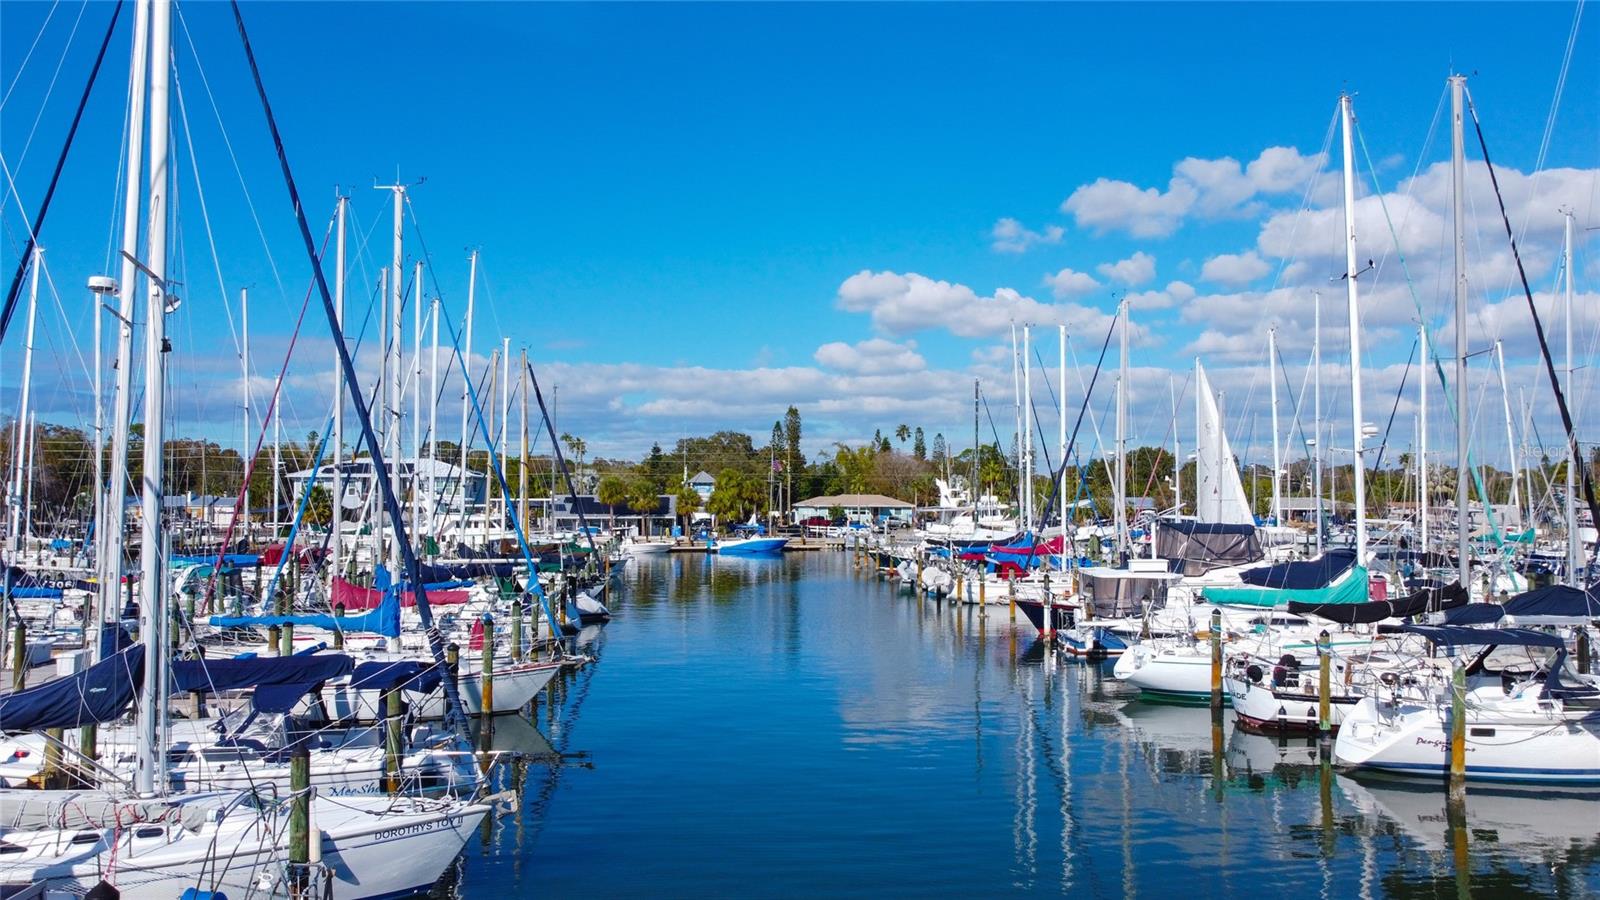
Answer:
0, 645, 144, 731
1502, 584, 1600, 621
1399, 624, 1564, 650
171, 654, 353, 694
349, 660, 443, 695
1239, 549, 1357, 590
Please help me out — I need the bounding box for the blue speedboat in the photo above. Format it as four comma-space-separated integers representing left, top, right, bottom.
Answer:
715, 536, 789, 556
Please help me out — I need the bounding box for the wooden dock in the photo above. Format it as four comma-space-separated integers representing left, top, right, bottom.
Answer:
666, 537, 842, 553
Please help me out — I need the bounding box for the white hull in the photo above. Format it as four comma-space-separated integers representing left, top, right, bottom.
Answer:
323, 659, 561, 721
1334, 694, 1600, 784
0, 792, 489, 899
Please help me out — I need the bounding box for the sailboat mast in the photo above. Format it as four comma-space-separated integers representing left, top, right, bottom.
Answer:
1010, 323, 1021, 521
457, 251, 476, 541
1450, 74, 1469, 590
331, 196, 346, 584
1023, 324, 1033, 530
1312, 290, 1322, 554
411, 261, 423, 546
1563, 210, 1578, 582
1058, 324, 1067, 563
519, 348, 529, 539
971, 378, 979, 524
135, 0, 172, 795
377, 182, 405, 570
1268, 326, 1281, 525
427, 295, 439, 544
1419, 323, 1428, 555
1339, 93, 1369, 567
500, 336, 510, 534
1170, 375, 1180, 514
1116, 299, 1129, 559
99, 0, 149, 659
240, 287, 252, 544
1493, 341, 1521, 530
9, 249, 41, 551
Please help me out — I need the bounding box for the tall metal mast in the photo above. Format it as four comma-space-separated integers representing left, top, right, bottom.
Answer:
456, 251, 477, 540
1563, 209, 1578, 583
1116, 298, 1129, 559
99, 0, 150, 660
135, 0, 172, 795
330, 196, 346, 584
1268, 326, 1281, 525
1340, 93, 1369, 567
1418, 323, 1429, 555
1450, 75, 1470, 590
1312, 290, 1323, 554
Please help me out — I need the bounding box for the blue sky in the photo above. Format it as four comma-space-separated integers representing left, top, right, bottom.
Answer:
1, 1, 1596, 470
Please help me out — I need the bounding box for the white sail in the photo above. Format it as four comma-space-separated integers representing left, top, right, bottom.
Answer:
1194, 361, 1254, 525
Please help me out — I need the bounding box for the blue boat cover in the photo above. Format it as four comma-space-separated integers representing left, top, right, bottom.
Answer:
1399, 624, 1565, 650
170, 553, 260, 568
171, 654, 353, 694
3, 565, 92, 597
349, 660, 442, 695
1240, 549, 1357, 590
1502, 584, 1600, 622
252, 681, 323, 714
1441, 602, 1506, 626
209, 587, 400, 638
0, 645, 144, 731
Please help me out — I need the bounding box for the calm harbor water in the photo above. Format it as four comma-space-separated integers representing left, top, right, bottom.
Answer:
455, 552, 1600, 897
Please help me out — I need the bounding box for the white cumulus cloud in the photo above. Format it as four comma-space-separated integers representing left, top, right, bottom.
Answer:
991, 217, 1064, 253
813, 338, 927, 375
1200, 250, 1271, 286
1043, 267, 1100, 298
1097, 251, 1156, 286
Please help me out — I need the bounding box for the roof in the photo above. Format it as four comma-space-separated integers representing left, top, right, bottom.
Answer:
689, 470, 717, 485
794, 494, 914, 509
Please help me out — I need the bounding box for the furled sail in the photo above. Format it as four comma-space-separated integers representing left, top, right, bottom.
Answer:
1194, 361, 1255, 525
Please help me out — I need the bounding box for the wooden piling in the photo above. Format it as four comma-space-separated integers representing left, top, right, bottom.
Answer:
510, 598, 524, 663
1579, 627, 1592, 675
384, 688, 403, 794
1008, 577, 1016, 623
480, 614, 495, 723
42, 727, 62, 790
1042, 573, 1052, 637
289, 741, 311, 896
332, 604, 345, 650
1209, 608, 1223, 711
10, 623, 25, 690
1317, 629, 1332, 735
1449, 662, 1467, 786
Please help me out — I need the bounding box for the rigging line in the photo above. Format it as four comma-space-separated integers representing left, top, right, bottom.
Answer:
174, 2, 287, 301
1464, 86, 1600, 560
1265, 103, 1341, 292
200, 213, 335, 610
229, 0, 471, 739
0, 0, 124, 346
4, 0, 89, 180
1352, 117, 1501, 539
0, 0, 63, 111
1025, 311, 1120, 561
1368, 338, 1417, 476
169, 56, 242, 357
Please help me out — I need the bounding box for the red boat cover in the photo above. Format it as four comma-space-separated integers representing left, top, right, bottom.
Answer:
330, 576, 470, 611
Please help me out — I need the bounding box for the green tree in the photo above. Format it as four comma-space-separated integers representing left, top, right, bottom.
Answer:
913, 427, 926, 460
627, 479, 661, 536
894, 424, 910, 445
827, 504, 846, 523
596, 475, 629, 530
303, 485, 332, 528
931, 433, 947, 463
674, 482, 703, 533
707, 468, 763, 524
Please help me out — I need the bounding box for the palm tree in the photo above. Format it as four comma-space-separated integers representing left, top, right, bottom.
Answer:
596, 475, 629, 531
627, 479, 660, 537
675, 482, 702, 534
895, 424, 910, 445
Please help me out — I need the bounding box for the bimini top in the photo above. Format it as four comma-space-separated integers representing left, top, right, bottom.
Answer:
1240, 549, 1357, 590
1398, 624, 1565, 651
1502, 584, 1600, 624
1440, 602, 1506, 626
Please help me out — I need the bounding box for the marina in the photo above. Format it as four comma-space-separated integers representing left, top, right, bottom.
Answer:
460, 552, 1600, 897
0, 1, 1596, 896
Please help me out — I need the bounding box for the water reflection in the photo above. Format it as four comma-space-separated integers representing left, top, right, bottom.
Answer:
456, 552, 1599, 898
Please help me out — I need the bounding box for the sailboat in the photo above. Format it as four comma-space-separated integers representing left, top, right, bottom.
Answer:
0, 4, 493, 895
